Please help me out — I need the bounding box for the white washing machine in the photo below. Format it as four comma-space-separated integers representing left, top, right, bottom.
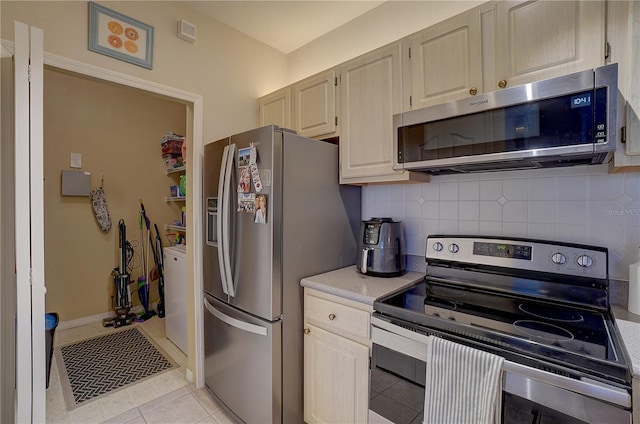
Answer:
163, 245, 187, 353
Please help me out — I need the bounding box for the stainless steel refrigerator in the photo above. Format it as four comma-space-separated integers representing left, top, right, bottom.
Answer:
202, 125, 360, 423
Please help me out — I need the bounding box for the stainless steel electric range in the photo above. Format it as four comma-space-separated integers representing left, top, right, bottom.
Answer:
370, 235, 633, 424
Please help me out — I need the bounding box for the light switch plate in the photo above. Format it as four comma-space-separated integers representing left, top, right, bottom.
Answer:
70, 153, 82, 168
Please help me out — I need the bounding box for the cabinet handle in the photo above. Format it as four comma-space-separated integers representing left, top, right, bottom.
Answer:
469, 87, 478, 96
303, 327, 310, 335
328, 313, 336, 321
498, 80, 508, 89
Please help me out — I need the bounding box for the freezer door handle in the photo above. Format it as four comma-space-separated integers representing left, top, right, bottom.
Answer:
204, 298, 267, 336
217, 143, 236, 297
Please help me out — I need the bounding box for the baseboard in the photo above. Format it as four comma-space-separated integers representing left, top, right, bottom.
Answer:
57, 312, 113, 331
57, 302, 161, 331
185, 368, 194, 383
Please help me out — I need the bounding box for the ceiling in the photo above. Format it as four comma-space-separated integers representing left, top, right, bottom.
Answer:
182, 1, 385, 54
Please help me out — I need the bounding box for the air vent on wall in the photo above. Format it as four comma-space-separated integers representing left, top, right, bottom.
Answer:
178, 19, 196, 43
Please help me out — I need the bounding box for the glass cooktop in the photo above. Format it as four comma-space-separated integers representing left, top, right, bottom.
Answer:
375, 280, 631, 386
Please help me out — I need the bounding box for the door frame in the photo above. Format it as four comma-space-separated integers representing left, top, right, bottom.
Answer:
1, 39, 206, 389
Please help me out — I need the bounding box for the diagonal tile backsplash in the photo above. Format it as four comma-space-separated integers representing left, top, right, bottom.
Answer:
362, 164, 640, 281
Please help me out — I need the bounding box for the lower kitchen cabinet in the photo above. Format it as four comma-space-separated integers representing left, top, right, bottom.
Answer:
303, 288, 371, 424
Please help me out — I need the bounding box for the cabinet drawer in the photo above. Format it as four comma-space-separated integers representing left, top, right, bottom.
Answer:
306, 294, 370, 341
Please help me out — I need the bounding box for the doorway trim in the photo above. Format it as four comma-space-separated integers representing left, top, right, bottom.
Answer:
2, 39, 206, 388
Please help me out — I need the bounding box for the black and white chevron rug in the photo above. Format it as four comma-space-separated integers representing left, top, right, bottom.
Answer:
55, 326, 177, 409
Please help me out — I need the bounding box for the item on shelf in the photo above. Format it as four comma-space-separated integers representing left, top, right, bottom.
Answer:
163, 154, 183, 171
179, 175, 186, 196
169, 185, 180, 197
161, 131, 185, 171
161, 131, 184, 154
161, 139, 183, 156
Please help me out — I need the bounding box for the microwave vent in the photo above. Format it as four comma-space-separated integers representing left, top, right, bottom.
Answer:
421, 153, 610, 175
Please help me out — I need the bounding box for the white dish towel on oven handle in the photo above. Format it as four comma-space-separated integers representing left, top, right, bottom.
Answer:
423, 336, 504, 424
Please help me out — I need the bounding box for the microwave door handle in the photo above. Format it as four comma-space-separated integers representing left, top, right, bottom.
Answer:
216, 144, 230, 296
221, 143, 236, 297
204, 298, 267, 336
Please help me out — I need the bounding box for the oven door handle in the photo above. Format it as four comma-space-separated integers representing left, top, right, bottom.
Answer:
502, 361, 631, 409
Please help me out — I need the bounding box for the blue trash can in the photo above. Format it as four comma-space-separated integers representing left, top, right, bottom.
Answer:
45, 313, 59, 389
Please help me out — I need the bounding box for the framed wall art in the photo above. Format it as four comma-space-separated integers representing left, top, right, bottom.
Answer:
88, 2, 154, 69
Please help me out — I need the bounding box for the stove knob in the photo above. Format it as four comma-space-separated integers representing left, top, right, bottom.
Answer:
577, 254, 593, 268
433, 242, 444, 252
448, 243, 459, 253
551, 252, 567, 265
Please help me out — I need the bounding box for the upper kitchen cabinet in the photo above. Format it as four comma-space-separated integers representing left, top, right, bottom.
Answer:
492, 0, 605, 91
339, 43, 429, 185
293, 70, 338, 139
258, 87, 292, 130
404, 1, 605, 111
607, 0, 640, 172
404, 6, 485, 111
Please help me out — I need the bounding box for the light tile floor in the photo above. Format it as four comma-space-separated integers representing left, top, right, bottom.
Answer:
47, 317, 238, 424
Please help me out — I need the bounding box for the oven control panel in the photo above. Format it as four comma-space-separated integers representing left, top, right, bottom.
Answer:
425, 236, 607, 279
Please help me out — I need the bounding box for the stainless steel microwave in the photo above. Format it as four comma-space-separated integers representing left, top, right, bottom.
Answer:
394, 64, 618, 175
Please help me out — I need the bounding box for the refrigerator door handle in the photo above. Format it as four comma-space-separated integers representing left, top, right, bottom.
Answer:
216, 143, 236, 297
204, 297, 267, 337
221, 143, 236, 297
217, 144, 230, 296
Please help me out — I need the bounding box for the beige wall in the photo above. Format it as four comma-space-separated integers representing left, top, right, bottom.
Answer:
1, 1, 289, 142
44, 67, 186, 321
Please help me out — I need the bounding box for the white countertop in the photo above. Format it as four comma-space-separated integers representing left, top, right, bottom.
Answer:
612, 306, 640, 379
300, 265, 423, 306
617, 319, 640, 378
302, 267, 640, 380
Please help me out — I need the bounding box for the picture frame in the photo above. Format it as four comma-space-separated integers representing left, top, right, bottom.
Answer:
88, 2, 154, 69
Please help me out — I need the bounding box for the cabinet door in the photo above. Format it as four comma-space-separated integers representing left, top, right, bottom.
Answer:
303, 324, 369, 424
339, 44, 404, 181
293, 70, 336, 138
609, 0, 640, 171
407, 9, 483, 110
625, 0, 640, 157
494, 0, 605, 90
258, 87, 291, 129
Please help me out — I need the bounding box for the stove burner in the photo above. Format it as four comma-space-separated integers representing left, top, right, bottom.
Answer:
518, 303, 584, 322
513, 320, 574, 342
425, 297, 457, 311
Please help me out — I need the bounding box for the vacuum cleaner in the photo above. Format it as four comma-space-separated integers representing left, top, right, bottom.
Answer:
136, 200, 165, 320
153, 223, 166, 318
103, 219, 136, 328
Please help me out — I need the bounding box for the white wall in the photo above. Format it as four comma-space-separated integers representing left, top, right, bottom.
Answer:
362, 165, 640, 281
0, 1, 288, 143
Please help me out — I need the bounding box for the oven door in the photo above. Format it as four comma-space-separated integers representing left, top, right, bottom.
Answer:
370, 316, 632, 424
